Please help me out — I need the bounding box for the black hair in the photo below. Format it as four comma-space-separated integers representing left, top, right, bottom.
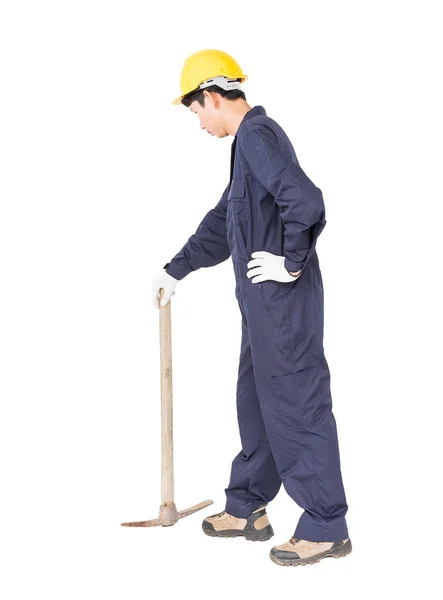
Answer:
181, 78, 246, 108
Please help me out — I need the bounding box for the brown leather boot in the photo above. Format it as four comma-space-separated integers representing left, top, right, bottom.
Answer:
202, 505, 274, 541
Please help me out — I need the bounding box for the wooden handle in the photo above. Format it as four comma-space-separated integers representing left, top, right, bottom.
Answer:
159, 288, 174, 504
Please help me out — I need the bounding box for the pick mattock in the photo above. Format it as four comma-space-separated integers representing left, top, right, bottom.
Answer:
121, 287, 213, 527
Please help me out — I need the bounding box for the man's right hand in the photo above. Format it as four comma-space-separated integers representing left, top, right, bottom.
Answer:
152, 269, 179, 308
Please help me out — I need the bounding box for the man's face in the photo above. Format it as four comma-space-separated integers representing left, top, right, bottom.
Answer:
189, 94, 229, 139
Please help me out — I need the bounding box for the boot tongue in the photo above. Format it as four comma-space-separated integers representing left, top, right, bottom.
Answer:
290, 537, 301, 545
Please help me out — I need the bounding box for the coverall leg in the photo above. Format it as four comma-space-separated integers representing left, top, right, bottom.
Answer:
224, 290, 282, 517
224, 208, 349, 543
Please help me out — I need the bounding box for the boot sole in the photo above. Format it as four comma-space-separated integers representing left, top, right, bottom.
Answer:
202, 523, 274, 542
270, 538, 352, 566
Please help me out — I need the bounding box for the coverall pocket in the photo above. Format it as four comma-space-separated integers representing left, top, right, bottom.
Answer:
228, 178, 248, 225
270, 366, 324, 430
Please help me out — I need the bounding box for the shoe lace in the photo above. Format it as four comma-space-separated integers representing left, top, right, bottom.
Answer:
213, 510, 227, 518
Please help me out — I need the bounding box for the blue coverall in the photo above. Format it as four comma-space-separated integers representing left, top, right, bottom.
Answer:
164, 105, 349, 542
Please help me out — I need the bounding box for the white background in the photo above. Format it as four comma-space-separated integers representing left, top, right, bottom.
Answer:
0, 1, 442, 597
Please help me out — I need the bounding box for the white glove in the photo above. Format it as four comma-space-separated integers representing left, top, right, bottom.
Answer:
246, 251, 302, 284
152, 269, 179, 308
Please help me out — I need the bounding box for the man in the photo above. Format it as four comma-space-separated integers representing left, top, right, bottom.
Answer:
152, 49, 352, 567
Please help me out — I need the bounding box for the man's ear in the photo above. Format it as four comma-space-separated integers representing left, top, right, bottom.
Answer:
203, 90, 217, 110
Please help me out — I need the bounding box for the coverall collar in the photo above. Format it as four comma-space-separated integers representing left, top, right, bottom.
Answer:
234, 105, 267, 138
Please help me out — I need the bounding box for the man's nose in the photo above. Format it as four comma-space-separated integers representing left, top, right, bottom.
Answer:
200, 122, 205, 130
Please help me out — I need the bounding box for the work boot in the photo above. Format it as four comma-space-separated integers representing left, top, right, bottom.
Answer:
202, 505, 274, 541
270, 536, 352, 566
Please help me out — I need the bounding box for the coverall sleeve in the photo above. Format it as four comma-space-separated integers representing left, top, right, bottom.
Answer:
163, 182, 231, 280
239, 125, 327, 273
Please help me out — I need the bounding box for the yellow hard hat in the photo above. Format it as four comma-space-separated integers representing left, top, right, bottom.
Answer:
172, 49, 248, 106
